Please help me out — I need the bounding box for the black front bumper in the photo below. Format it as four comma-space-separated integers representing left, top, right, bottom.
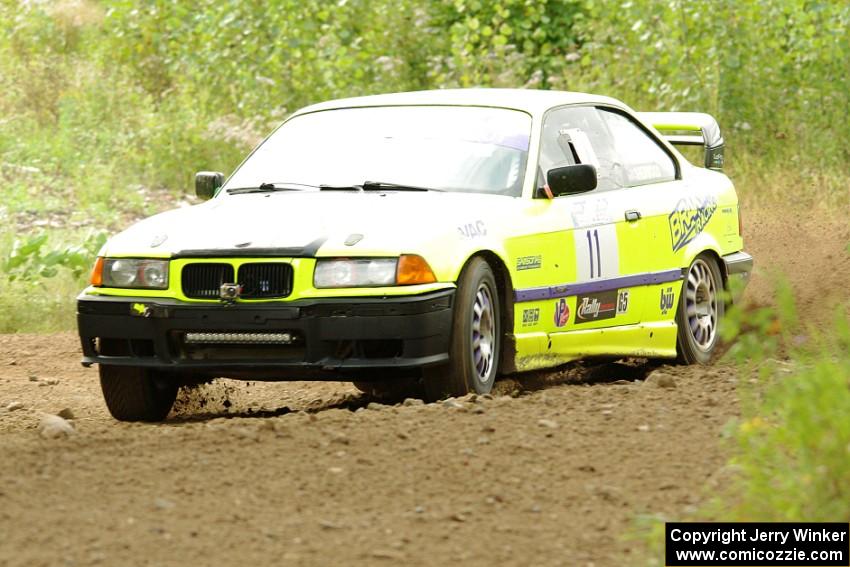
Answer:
77, 290, 454, 379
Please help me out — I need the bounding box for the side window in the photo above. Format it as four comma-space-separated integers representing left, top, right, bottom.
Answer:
597, 109, 676, 187
537, 107, 624, 192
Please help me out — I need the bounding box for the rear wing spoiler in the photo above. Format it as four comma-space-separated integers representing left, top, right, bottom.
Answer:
637, 112, 724, 170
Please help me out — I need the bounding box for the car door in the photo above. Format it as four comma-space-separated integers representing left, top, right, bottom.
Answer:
534, 105, 654, 332
591, 107, 689, 325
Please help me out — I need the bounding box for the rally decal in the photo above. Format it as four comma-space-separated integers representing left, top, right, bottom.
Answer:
669, 194, 717, 252
575, 290, 618, 324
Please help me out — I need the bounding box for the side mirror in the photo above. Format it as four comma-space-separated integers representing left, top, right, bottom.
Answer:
195, 171, 224, 200
544, 164, 597, 197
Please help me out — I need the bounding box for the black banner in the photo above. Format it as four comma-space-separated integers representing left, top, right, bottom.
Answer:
666, 523, 849, 566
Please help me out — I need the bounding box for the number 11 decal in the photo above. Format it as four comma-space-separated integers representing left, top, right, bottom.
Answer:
575, 225, 619, 282
586, 229, 602, 278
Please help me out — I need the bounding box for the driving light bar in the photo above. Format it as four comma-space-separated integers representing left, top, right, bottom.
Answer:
184, 332, 296, 345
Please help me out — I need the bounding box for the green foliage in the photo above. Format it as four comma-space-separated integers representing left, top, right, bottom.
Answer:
2, 230, 106, 282
101, 0, 442, 117
714, 277, 850, 520
431, 0, 584, 87
631, 294, 850, 563
0, 270, 81, 333
0, 229, 106, 333
569, 0, 850, 175
729, 303, 850, 521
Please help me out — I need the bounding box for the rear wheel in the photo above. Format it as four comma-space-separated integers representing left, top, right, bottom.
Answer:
676, 254, 724, 364
424, 258, 501, 401
99, 365, 178, 422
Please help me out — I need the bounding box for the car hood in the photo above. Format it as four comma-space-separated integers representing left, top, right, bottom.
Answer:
102, 191, 521, 257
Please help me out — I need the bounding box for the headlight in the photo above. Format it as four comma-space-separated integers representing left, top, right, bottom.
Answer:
100, 258, 170, 289
314, 258, 397, 288
313, 255, 436, 288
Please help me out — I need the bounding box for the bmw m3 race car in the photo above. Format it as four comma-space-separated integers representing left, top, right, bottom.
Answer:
77, 89, 753, 421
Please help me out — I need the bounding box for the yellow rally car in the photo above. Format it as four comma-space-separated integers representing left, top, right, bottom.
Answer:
77, 89, 752, 421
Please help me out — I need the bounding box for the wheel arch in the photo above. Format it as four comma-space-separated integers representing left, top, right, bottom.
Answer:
459, 250, 517, 375
681, 232, 728, 290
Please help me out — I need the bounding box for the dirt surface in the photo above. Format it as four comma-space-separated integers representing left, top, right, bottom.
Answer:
0, 207, 846, 567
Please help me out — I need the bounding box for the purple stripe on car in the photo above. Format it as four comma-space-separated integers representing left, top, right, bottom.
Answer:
514, 269, 683, 303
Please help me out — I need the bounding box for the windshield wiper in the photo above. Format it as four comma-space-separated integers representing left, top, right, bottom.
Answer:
362, 181, 442, 192
227, 182, 318, 195
318, 181, 441, 192
319, 184, 363, 191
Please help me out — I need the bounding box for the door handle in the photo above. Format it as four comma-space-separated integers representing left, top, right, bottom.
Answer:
625, 210, 642, 222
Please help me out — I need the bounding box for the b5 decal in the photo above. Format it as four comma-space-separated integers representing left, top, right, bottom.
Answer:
522, 307, 540, 327
669, 194, 717, 252
616, 289, 629, 315
575, 291, 617, 324
660, 286, 675, 315
553, 298, 569, 328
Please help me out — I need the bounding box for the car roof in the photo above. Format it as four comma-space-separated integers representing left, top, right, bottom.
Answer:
292, 88, 628, 117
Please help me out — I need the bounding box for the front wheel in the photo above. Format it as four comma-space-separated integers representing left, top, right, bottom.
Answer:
99, 365, 178, 422
424, 258, 501, 401
676, 254, 724, 364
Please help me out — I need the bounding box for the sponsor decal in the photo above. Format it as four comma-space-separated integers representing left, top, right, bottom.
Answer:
516, 255, 542, 271
457, 221, 487, 239
616, 289, 629, 315
553, 298, 569, 327
569, 197, 613, 228
575, 290, 617, 323
669, 194, 718, 252
522, 307, 540, 327
660, 286, 675, 315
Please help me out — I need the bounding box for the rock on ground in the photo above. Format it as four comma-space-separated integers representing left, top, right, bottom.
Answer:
39, 414, 75, 439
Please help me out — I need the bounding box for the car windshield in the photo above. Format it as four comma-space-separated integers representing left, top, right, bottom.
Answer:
224, 105, 531, 196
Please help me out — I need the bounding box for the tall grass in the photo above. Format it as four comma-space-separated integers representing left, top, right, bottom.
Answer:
722, 287, 850, 522
630, 287, 850, 565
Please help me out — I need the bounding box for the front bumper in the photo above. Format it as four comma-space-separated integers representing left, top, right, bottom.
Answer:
77, 290, 454, 379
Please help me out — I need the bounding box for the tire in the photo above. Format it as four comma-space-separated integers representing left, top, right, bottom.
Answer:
99, 365, 178, 422
676, 254, 725, 364
424, 257, 501, 401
